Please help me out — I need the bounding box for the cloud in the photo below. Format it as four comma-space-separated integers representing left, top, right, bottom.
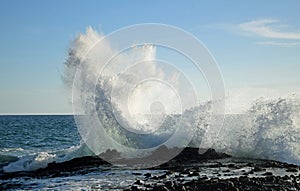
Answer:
256, 41, 300, 47
239, 19, 300, 40
235, 19, 300, 47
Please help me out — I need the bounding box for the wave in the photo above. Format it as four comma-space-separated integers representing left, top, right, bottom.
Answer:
4, 27, 300, 173
63, 28, 300, 165
3, 97, 300, 172
0, 155, 18, 168
3, 143, 94, 172
214, 97, 300, 165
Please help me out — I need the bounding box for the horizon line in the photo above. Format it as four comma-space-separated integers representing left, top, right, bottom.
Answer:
0, 113, 75, 116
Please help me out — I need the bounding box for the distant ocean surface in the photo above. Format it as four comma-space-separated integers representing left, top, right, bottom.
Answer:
0, 115, 80, 160
0, 115, 85, 173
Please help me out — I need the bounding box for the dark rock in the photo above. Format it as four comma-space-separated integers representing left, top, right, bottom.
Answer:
262, 172, 273, 176
132, 172, 142, 175
131, 185, 139, 191
134, 179, 143, 185
151, 175, 159, 180
228, 163, 236, 168
165, 181, 174, 187
253, 166, 264, 172
283, 175, 290, 180
180, 185, 187, 191
286, 168, 298, 172
158, 174, 167, 179
201, 148, 231, 160
144, 172, 151, 178
188, 171, 198, 177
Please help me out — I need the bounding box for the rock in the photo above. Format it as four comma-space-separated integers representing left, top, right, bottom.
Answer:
158, 174, 167, 179
134, 180, 143, 185
283, 175, 290, 180
262, 172, 273, 176
286, 168, 298, 172
132, 172, 142, 175
165, 181, 174, 187
131, 185, 139, 191
227, 181, 235, 187
201, 148, 230, 159
188, 171, 198, 177
228, 163, 236, 168
151, 175, 159, 180
144, 172, 151, 178
253, 166, 265, 172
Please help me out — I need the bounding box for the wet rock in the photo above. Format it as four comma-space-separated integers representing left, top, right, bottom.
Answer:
134, 179, 143, 185
2, 147, 300, 191
227, 163, 236, 168
262, 172, 273, 176
286, 168, 298, 172
132, 172, 142, 175
151, 175, 159, 180
158, 173, 167, 179
188, 171, 198, 177
253, 166, 266, 172
144, 172, 151, 178
165, 180, 174, 187
131, 185, 139, 191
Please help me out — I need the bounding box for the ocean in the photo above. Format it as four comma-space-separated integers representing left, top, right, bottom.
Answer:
1, 111, 300, 190
0, 115, 165, 190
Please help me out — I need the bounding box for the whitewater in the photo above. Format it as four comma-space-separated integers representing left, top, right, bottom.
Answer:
2, 27, 300, 173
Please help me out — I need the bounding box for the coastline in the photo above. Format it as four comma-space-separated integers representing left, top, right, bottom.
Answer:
1, 147, 299, 190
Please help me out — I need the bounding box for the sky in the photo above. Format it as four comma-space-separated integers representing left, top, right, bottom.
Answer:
0, 0, 300, 114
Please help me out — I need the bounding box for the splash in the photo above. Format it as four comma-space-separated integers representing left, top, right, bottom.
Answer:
64, 27, 300, 165
5, 27, 300, 172
214, 97, 300, 164
65, 26, 201, 157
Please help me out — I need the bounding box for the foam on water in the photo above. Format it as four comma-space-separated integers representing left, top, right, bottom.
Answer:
3, 143, 94, 172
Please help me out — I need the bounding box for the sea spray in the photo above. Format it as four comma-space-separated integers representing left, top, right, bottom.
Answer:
4, 28, 300, 172
67, 26, 200, 159
65, 27, 300, 164
214, 97, 300, 164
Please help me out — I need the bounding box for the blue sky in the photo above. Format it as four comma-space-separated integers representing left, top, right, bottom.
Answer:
0, 0, 300, 114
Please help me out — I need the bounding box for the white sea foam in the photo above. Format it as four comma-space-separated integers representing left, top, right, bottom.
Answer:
3, 143, 94, 172
215, 97, 300, 164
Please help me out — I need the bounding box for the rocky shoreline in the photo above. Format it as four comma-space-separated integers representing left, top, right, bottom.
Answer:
1, 147, 300, 190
